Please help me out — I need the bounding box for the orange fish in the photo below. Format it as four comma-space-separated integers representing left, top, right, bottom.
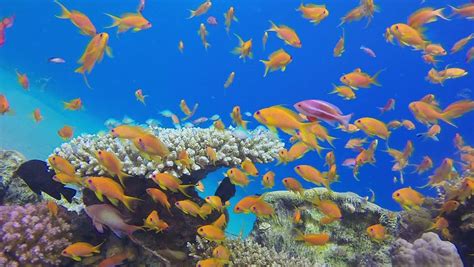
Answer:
213, 119, 225, 131
392, 187, 425, 210
85, 176, 141, 211
110, 125, 147, 139
178, 40, 184, 53
354, 117, 390, 140
54, 0, 96, 36
417, 124, 441, 141
95, 150, 129, 186
407, 7, 448, 29
232, 34, 253, 61
267, 21, 301, 48
32, 108, 43, 122
339, 6, 365, 26
226, 167, 250, 187
16, 70, 29, 90
146, 188, 171, 213
189, 1, 212, 19
366, 224, 386, 242
230, 106, 248, 129
234, 195, 260, 214
250, 199, 274, 218
48, 155, 76, 177
212, 244, 230, 261
47, 200, 59, 217
241, 158, 258, 176
196, 258, 227, 267
175, 199, 208, 219
387, 23, 429, 50
197, 224, 225, 242
53, 173, 83, 186
297, 4, 329, 25
206, 146, 217, 164
310, 197, 342, 224
295, 230, 330, 246
64, 98, 83, 110
132, 133, 170, 161
330, 84, 356, 100
135, 89, 147, 105
439, 200, 460, 215
260, 49, 292, 77
402, 119, 416, 130
58, 125, 74, 140
151, 172, 192, 197
409, 101, 455, 127
295, 165, 330, 189
449, 4, 474, 20
224, 6, 237, 33
205, 196, 228, 212
340, 68, 382, 89
143, 210, 169, 233
198, 23, 210, 50
333, 29, 345, 57
180, 99, 199, 121
443, 100, 474, 120
105, 12, 152, 33
424, 44, 447, 56
293, 208, 302, 224
0, 94, 12, 115
61, 242, 102, 261
262, 171, 275, 189
422, 54, 440, 65
413, 156, 433, 175
282, 177, 304, 195
195, 180, 205, 192
288, 142, 310, 160
98, 251, 133, 267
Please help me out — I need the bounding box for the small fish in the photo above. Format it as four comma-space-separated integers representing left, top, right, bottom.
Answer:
54, 0, 96, 36
262, 32, 268, 50
224, 72, 235, 88
226, 167, 250, 187
333, 29, 345, 57
342, 158, 356, 169
47, 200, 59, 217
340, 68, 383, 89
192, 117, 208, 125
451, 33, 474, 54
33, 108, 43, 122
392, 187, 425, 210
64, 98, 83, 110
195, 180, 205, 192
58, 125, 74, 140
330, 84, 355, 100
61, 242, 102, 261
197, 224, 225, 242
378, 98, 396, 114
354, 117, 390, 140
367, 224, 386, 242
297, 3, 329, 25
143, 210, 169, 233
402, 119, 416, 130
262, 171, 275, 189
360, 45, 376, 57
260, 49, 293, 77
234, 195, 261, 213
417, 124, 441, 141
232, 34, 253, 61
178, 40, 184, 53
198, 23, 210, 50
207, 16, 218, 25
105, 12, 152, 33
241, 158, 258, 176
135, 89, 147, 105
224, 6, 237, 33
267, 21, 301, 48
48, 57, 66, 64
188, 1, 212, 19
85, 176, 141, 211
282, 177, 304, 195
16, 70, 30, 90
295, 230, 330, 246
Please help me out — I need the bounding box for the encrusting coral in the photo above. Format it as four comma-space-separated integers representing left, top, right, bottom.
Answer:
391, 232, 463, 267
249, 188, 398, 266
0, 202, 72, 266
50, 126, 283, 179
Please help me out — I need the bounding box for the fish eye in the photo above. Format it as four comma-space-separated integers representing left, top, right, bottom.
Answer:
98, 151, 102, 155
396, 193, 400, 196
370, 228, 374, 232
111, 129, 115, 133
296, 166, 300, 169
230, 170, 233, 174
199, 228, 203, 232
176, 202, 180, 205
256, 111, 260, 115
138, 138, 143, 142
150, 217, 153, 221
395, 25, 399, 30
356, 120, 361, 123
283, 179, 287, 183
87, 179, 92, 184
236, 207, 240, 210
99, 33, 103, 37
252, 207, 256, 210
52, 157, 56, 161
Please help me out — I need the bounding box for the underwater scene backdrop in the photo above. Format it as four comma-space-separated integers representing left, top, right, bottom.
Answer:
0, 0, 473, 266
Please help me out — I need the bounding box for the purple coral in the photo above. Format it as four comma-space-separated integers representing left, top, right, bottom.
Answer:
0, 202, 72, 266
391, 232, 463, 267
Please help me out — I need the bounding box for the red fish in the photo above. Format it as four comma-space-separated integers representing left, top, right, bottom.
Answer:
207, 16, 218, 25
360, 45, 376, 57
378, 98, 395, 114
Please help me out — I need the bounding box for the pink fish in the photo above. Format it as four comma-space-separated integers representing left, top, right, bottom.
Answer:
0, 24, 5, 47
2, 16, 14, 28
360, 45, 376, 58
192, 117, 208, 125
342, 158, 356, 169
378, 98, 395, 114
294, 99, 352, 127
85, 204, 142, 237
0, 16, 14, 47
207, 16, 218, 25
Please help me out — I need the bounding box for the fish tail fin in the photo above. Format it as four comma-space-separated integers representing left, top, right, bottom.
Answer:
54, 0, 71, 19
76, 69, 92, 89
448, 5, 459, 17
267, 20, 277, 32
326, 135, 337, 148
104, 13, 121, 28
188, 9, 196, 19
117, 171, 130, 187
122, 196, 142, 211
178, 184, 193, 198
63, 102, 71, 110
371, 69, 385, 87
329, 84, 339, 94
440, 111, 458, 127
204, 42, 211, 51
93, 241, 105, 253
260, 60, 270, 77
434, 8, 450, 21
294, 228, 305, 241
339, 113, 352, 128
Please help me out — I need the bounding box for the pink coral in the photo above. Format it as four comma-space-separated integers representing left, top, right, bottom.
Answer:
0, 202, 72, 266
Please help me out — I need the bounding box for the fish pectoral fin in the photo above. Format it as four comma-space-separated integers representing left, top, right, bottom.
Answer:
95, 191, 104, 202
281, 65, 287, 72
72, 256, 82, 261
93, 221, 105, 233
108, 197, 119, 206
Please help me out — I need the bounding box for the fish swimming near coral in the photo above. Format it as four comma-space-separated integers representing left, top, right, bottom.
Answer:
14, 160, 76, 202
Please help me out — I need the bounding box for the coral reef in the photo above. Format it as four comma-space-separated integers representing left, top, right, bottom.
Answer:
391, 232, 463, 267
187, 235, 313, 266
0, 150, 39, 205
51, 126, 283, 178
249, 188, 399, 266
0, 202, 72, 266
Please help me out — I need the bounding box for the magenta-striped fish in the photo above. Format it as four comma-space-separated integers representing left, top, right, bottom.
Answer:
294, 99, 352, 127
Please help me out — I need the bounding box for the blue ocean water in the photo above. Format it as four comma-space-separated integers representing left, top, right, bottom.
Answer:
0, 0, 473, 237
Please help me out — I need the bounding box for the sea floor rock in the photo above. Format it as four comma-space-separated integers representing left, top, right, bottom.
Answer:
249, 188, 400, 266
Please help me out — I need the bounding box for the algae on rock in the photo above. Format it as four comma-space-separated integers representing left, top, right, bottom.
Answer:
249, 188, 400, 266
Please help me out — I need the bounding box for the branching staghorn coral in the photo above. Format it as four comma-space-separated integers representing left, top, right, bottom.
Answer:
0, 202, 72, 266
50, 126, 283, 179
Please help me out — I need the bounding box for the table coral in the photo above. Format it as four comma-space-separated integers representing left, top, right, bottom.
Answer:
391, 232, 463, 267
0, 202, 72, 266
50, 126, 283, 178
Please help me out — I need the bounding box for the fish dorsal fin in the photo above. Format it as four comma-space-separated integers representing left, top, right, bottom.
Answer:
354, 68, 362, 73
269, 48, 286, 58
307, 4, 326, 8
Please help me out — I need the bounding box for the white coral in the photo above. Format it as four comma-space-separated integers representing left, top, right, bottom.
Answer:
49, 126, 284, 179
